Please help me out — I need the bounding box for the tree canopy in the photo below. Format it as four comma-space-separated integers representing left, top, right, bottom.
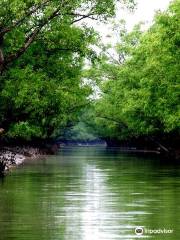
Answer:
0, 0, 179, 150
0, 0, 136, 141
84, 0, 180, 145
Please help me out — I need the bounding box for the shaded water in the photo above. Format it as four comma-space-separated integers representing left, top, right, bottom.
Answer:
0, 147, 180, 240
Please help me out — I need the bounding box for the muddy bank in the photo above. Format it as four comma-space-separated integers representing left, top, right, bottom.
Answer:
0, 144, 59, 175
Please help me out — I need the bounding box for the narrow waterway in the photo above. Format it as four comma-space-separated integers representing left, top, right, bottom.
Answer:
0, 147, 180, 240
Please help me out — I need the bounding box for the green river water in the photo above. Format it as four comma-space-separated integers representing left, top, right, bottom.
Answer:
0, 147, 180, 240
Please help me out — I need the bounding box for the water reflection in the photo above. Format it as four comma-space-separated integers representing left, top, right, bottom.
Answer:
0, 147, 180, 240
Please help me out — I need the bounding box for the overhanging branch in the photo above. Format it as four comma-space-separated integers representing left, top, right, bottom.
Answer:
96, 115, 128, 129
71, 12, 98, 24
0, 2, 99, 71
0, 0, 50, 38
5, 6, 62, 65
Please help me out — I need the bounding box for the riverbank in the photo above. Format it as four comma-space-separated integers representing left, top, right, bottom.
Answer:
0, 146, 41, 174
0, 144, 59, 175
104, 135, 180, 161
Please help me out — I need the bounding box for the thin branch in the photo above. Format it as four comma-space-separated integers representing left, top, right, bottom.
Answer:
5, 28, 40, 64
0, 0, 50, 38
1, 1, 98, 69
5, 6, 62, 65
105, 51, 121, 65
68, 102, 90, 112
71, 13, 98, 24
96, 115, 128, 129
148, 136, 170, 153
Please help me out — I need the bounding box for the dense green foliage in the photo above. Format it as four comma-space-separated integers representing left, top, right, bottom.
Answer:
85, 0, 180, 143
0, 0, 135, 141
0, 26, 95, 140
0, 0, 179, 148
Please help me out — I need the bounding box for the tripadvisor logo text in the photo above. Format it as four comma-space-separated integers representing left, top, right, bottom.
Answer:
135, 227, 174, 236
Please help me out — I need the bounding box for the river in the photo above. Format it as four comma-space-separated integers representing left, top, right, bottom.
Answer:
0, 146, 180, 240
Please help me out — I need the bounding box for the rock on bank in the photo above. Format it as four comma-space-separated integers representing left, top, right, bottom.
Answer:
0, 145, 56, 174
